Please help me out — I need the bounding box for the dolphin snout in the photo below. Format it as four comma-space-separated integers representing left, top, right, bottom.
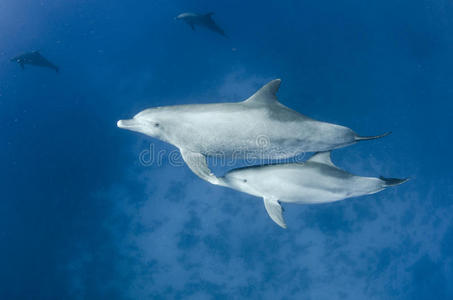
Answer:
117, 119, 137, 129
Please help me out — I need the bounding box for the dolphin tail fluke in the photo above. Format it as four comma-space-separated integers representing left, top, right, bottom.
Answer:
355, 131, 391, 142
380, 176, 409, 187
215, 29, 228, 38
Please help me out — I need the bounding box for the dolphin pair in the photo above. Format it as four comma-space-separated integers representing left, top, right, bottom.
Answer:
11, 51, 59, 72
118, 79, 406, 227
175, 12, 227, 37
117, 79, 390, 184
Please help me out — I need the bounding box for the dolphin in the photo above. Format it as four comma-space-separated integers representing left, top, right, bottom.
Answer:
218, 151, 408, 228
175, 12, 227, 37
117, 79, 390, 184
11, 51, 59, 72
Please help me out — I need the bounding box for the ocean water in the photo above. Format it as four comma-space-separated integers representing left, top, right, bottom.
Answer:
1, 0, 452, 299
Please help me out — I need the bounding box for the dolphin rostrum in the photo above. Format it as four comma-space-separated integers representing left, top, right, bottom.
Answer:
11, 51, 59, 72
218, 151, 408, 228
117, 79, 390, 184
175, 12, 227, 37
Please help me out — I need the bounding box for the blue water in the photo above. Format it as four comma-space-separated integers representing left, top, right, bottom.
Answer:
1, 0, 452, 299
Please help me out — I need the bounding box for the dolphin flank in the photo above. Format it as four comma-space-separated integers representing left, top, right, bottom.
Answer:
217, 151, 409, 228
117, 79, 390, 184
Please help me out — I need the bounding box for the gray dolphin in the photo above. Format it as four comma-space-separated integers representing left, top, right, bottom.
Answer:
117, 79, 390, 184
11, 51, 59, 72
219, 151, 408, 228
175, 12, 227, 37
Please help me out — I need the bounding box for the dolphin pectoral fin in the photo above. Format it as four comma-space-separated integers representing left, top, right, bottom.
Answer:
263, 197, 287, 229
190, 23, 195, 31
180, 149, 220, 185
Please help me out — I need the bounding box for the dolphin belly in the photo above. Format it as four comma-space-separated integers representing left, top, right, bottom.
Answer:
275, 174, 383, 204
259, 173, 352, 204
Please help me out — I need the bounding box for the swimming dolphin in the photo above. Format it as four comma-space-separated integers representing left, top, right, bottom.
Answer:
175, 12, 227, 37
11, 51, 59, 72
117, 79, 390, 184
218, 151, 408, 228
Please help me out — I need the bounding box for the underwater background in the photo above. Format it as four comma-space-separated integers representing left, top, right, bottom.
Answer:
1, 0, 453, 299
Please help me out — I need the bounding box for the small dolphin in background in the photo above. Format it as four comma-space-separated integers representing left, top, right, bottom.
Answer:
175, 12, 227, 37
117, 79, 390, 184
11, 51, 59, 72
218, 151, 408, 228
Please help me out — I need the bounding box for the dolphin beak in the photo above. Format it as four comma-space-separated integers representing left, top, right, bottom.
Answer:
117, 119, 139, 130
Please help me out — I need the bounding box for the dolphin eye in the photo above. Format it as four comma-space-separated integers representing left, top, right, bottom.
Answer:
243, 179, 247, 183
154, 123, 160, 127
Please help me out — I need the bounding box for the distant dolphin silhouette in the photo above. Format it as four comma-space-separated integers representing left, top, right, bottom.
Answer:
218, 151, 408, 228
175, 12, 227, 37
11, 51, 59, 72
117, 79, 390, 184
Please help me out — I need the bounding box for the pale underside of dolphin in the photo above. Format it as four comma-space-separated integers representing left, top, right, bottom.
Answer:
117, 79, 390, 184
218, 151, 408, 228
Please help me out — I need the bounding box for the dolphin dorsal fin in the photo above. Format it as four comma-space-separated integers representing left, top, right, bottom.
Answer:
243, 79, 282, 106
307, 151, 335, 167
